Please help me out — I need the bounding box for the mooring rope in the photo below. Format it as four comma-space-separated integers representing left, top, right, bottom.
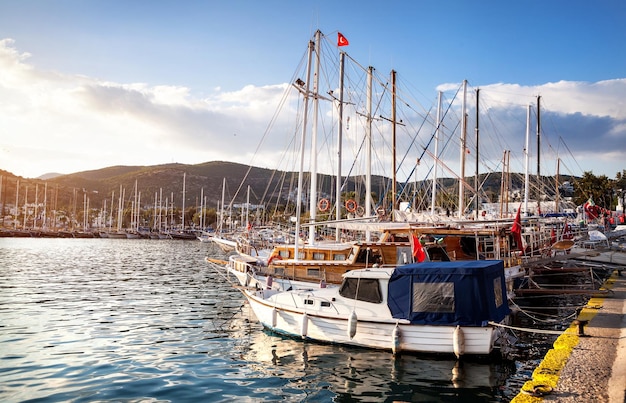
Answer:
488, 321, 566, 335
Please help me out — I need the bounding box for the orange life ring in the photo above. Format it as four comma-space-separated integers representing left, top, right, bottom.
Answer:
345, 199, 357, 213
318, 198, 330, 212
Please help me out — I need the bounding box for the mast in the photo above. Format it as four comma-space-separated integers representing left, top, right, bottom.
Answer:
219, 178, 226, 234
536, 95, 542, 212
555, 158, 560, 213
14, 180, 19, 230
117, 185, 123, 231
294, 34, 315, 257
159, 188, 163, 232
34, 183, 38, 229
524, 104, 531, 216
431, 91, 442, 216
200, 187, 204, 229
474, 88, 480, 218
458, 79, 468, 218
499, 150, 506, 218
365, 65, 373, 241
23, 185, 28, 229
308, 29, 321, 245
246, 185, 250, 230
334, 49, 345, 241
181, 173, 186, 230
391, 70, 397, 212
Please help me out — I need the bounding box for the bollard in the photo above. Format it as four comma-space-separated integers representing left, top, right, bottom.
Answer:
573, 319, 589, 337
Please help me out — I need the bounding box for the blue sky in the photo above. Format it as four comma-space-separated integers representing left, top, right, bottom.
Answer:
1, 0, 625, 181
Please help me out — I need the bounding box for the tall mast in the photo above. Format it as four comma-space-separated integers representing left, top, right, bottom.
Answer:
524, 104, 531, 216
365, 66, 373, 241
294, 34, 315, 256
391, 70, 397, 213
431, 91, 442, 216
458, 79, 467, 218
334, 50, 345, 241
474, 88, 480, 218
536, 95, 542, 213
308, 29, 321, 245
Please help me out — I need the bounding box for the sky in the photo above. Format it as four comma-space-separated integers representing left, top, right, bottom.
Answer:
1, 0, 625, 182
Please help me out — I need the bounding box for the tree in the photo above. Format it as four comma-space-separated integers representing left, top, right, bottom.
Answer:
573, 171, 613, 208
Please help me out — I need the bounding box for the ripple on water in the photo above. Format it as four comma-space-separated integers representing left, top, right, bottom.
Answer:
2, 238, 541, 402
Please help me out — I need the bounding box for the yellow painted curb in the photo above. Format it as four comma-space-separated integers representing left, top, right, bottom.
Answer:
510, 270, 620, 402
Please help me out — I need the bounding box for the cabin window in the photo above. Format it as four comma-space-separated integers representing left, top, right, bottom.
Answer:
493, 278, 504, 307
278, 250, 290, 259
304, 299, 314, 305
339, 278, 382, 303
298, 251, 305, 259
412, 282, 455, 313
312, 252, 325, 260
320, 301, 331, 307
274, 267, 285, 276
307, 268, 321, 278
333, 254, 346, 261
396, 247, 412, 264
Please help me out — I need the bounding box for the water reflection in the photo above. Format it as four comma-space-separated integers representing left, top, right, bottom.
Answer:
227, 307, 516, 402
0, 238, 519, 402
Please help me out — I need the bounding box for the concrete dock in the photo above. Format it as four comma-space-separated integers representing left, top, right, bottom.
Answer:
511, 269, 626, 402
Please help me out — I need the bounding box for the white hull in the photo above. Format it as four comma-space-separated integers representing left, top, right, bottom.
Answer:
244, 288, 497, 355
212, 236, 238, 252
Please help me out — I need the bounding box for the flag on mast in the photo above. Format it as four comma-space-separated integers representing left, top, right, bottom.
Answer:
337, 32, 349, 47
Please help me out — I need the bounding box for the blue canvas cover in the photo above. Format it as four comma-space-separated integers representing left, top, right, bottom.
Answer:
387, 260, 510, 326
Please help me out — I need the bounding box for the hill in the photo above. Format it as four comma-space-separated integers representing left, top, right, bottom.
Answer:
0, 163, 578, 220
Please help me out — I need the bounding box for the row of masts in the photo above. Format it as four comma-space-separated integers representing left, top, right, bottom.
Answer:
292, 30, 554, 244
0, 172, 216, 233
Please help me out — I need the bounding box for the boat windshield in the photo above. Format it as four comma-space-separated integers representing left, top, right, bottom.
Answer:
339, 278, 382, 303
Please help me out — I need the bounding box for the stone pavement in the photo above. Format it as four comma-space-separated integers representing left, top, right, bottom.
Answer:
511, 269, 626, 403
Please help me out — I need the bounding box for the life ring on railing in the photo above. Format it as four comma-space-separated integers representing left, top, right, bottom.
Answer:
356, 206, 365, 217
318, 198, 330, 212
345, 199, 357, 213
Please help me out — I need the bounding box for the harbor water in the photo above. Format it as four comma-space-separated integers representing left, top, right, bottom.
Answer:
1, 238, 541, 402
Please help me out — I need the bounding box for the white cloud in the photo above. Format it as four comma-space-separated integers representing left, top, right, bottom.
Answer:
0, 38, 624, 181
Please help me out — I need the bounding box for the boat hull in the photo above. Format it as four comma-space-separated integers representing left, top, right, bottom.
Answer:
243, 289, 497, 355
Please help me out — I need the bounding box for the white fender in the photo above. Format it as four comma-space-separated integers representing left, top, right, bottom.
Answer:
347, 311, 357, 339
392, 324, 401, 355
271, 307, 277, 328
301, 313, 308, 338
453, 325, 465, 358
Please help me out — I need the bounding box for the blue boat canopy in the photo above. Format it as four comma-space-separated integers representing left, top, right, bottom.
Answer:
387, 260, 510, 326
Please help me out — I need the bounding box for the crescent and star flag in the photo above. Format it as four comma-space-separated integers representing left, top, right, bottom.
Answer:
337, 32, 349, 47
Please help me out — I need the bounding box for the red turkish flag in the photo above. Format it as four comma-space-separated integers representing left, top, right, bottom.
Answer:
511, 206, 523, 252
337, 32, 349, 47
411, 234, 427, 263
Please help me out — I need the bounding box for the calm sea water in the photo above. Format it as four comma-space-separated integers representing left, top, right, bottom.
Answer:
0, 238, 537, 402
